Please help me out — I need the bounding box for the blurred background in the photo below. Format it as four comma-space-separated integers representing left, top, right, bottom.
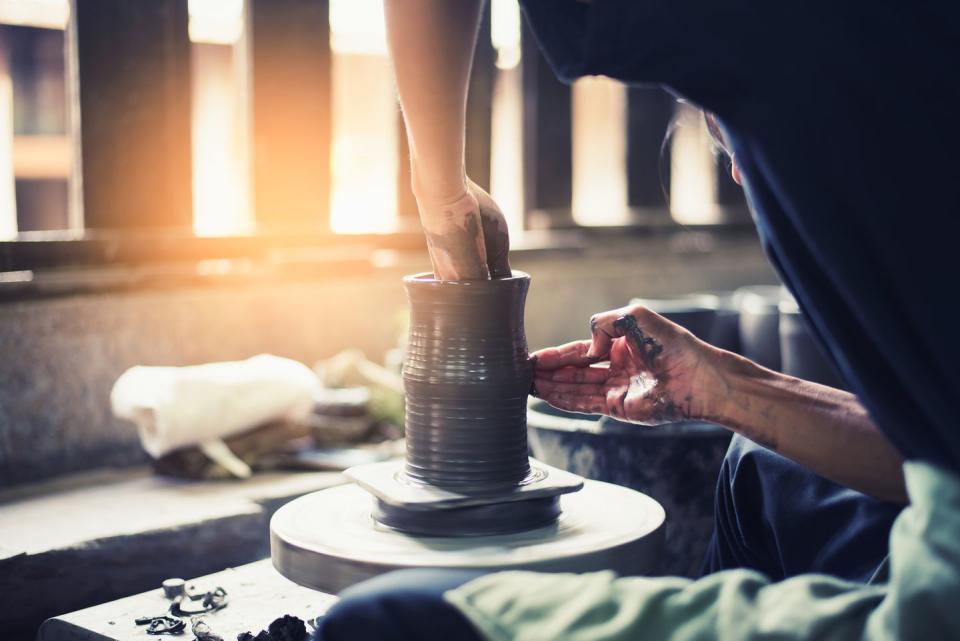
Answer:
0, 2, 796, 636
0, 0, 779, 487
0, 0, 747, 237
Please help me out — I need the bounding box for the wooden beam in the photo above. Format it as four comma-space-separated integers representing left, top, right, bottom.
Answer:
465, 4, 495, 193
246, 0, 331, 231
520, 20, 572, 228
626, 87, 674, 218
0, 230, 428, 273
68, 0, 193, 230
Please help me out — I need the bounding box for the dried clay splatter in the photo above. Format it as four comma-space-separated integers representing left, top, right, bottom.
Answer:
612, 314, 691, 424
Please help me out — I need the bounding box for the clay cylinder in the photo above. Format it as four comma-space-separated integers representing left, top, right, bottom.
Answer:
402, 271, 534, 493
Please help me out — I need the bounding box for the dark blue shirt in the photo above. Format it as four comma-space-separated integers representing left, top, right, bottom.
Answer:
521, 0, 960, 471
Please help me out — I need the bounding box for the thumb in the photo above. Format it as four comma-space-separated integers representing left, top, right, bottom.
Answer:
469, 182, 512, 279
586, 305, 666, 364
586, 309, 623, 359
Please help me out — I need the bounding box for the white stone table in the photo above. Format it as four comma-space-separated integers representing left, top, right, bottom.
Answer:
38, 559, 336, 641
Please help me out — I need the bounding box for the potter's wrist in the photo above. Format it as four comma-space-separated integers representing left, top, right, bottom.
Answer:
410, 162, 467, 206
415, 190, 480, 238
700, 348, 767, 428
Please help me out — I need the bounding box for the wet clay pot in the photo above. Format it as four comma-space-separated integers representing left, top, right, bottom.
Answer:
402, 271, 534, 494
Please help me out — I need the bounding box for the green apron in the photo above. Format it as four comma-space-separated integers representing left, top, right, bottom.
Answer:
446, 462, 959, 641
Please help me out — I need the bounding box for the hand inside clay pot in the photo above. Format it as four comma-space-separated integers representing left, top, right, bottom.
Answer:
532, 304, 727, 426
414, 178, 511, 281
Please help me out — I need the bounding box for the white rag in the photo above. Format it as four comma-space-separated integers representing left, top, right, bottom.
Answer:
111, 354, 319, 476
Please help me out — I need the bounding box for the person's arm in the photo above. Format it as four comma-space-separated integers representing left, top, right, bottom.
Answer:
708, 351, 907, 503
384, 0, 510, 280
533, 304, 906, 503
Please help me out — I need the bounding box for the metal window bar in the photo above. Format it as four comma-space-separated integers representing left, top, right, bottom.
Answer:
68, 0, 194, 231
626, 87, 675, 224
519, 17, 572, 229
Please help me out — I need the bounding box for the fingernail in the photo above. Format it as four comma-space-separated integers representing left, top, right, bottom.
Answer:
529, 381, 539, 397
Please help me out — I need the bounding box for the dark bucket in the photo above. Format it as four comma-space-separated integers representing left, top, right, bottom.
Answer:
735, 285, 786, 371
527, 400, 731, 577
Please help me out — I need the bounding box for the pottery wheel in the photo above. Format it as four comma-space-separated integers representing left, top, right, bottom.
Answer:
271, 479, 666, 594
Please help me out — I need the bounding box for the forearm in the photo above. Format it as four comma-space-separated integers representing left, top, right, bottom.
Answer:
706, 351, 907, 503
384, 0, 481, 202
384, 0, 491, 280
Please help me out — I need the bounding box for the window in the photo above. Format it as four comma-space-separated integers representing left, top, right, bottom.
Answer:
0, 0, 748, 275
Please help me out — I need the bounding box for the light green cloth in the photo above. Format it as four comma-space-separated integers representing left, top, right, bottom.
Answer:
445, 462, 960, 641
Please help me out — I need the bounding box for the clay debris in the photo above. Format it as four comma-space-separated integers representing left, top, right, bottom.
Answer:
237, 614, 308, 641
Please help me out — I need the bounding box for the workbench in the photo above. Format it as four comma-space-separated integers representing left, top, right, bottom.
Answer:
37, 559, 336, 641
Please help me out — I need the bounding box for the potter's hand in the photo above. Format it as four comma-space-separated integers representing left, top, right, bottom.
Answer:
532, 305, 723, 425
535, 305, 908, 503
416, 179, 511, 281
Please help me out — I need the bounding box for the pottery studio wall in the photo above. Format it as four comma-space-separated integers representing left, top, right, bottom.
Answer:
0, 231, 776, 487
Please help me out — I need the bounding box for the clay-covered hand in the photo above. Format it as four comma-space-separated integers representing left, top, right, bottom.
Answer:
532, 305, 725, 425
416, 179, 511, 281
